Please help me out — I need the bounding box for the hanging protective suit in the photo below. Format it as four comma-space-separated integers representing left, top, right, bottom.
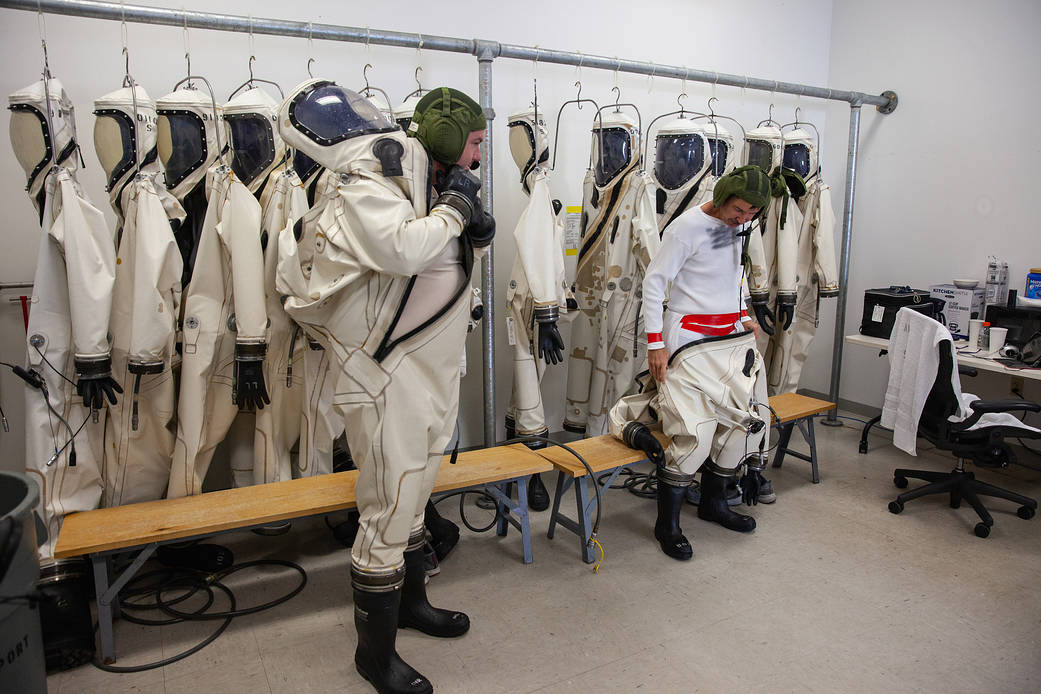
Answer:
155, 87, 223, 290
610, 166, 774, 559
93, 84, 185, 507
742, 125, 803, 353
166, 88, 270, 498
277, 80, 491, 694
692, 120, 741, 206
10, 78, 118, 560
564, 110, 659, 436
753, 128, 841, 393
222, 85, 308, 489
651, 117, 711, 231
504, 110, 570, 443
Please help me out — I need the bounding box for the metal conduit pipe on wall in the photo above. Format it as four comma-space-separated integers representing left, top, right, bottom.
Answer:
3, 0, 898, 436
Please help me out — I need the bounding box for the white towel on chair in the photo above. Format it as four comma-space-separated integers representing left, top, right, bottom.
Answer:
881, 308, 958, 455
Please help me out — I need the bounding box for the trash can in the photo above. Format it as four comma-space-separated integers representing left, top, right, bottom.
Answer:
0, 471, 47, 694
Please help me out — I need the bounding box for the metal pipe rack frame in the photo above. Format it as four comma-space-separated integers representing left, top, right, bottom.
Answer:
3, 0, 898, 437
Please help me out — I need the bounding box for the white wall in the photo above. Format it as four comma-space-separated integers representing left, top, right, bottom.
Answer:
0, 0, 837, 473
814, 0, 1041, 411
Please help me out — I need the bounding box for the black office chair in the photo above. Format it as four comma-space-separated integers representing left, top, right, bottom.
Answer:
888, 338, 1039, 537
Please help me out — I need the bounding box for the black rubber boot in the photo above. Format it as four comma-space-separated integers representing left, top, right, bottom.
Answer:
398, 546, 470, 638
654, 481, 693, 560
353, 581, 433, 694
527, 473, 550, 512
697, 469, 756, 532
424, 501, 459, 561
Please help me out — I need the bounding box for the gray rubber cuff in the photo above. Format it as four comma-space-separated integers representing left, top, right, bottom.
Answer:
533, 305, 559, 323
703, 459, 739, 477
742, 453, 768, 472
434, 191, 474, 227
818, 288, 840, 298
406, 527, 426, 552
776, 292, 798, 305
74, 356, 112, 379
351, 565, 405, 593
127, 360, 164, 375
658, 467, 696, 487
235, 340, 267, 361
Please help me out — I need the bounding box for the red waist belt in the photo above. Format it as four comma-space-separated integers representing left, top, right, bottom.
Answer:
679, 311, 746, 337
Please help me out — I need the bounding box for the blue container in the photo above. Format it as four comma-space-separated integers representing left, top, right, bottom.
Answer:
1027, 268, 1041, 299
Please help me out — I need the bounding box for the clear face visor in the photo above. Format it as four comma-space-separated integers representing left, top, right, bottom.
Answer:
287, 82, 396, 146
707, 138, 730, 177
157, 110, 207, 188
746, 139, 774, 173
293, 149, 321, 182
93, 110, 136, 191
226, 113, 276, 185
593, 126, 632, 187
783, 143, 812, 178
9, 107, 50, 182
654, 133, 705, 190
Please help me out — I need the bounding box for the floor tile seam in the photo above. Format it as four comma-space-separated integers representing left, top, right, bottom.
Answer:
518, 641, 677, 693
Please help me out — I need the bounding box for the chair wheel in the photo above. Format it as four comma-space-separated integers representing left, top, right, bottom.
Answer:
1018, 505, 1036, 520
859, 442, 868, 454
893, 476, 908, 489
888, 500, 904, 514
974, 522, 991, 538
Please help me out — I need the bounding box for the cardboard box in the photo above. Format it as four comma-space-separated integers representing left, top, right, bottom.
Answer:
930, 284, 985, 339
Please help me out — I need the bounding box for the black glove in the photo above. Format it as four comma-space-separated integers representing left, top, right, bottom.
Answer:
434, 165, 482, 226
622, 422, 665, 469
74, 357, 123, 409
750, 299, 776, 336
464, 198, 496, 249
234, 342, 270, 411
536, 320, 565, 365
776, 294, 797, 331
742, 467, 764, 506
566, 296, 578, 311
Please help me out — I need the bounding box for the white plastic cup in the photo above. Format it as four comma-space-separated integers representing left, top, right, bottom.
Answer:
968, 319, 984, 348
989, 327, 1008, 354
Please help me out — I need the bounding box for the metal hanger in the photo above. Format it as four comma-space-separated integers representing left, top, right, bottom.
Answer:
595, 87, 643, 167
228, 55, 285, 100
357, 63, 393, 113
780, 106, 822, 166
404, 66, 427, 100
550, 80, 603, 171
756, 103, 783, 129
685, 97, 748, 173
119, 45, 144, 180
642, 104, 709, 167
172, 74, 227, 168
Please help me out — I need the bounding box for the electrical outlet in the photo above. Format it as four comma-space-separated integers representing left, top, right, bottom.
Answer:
1010, 375, 1025, 397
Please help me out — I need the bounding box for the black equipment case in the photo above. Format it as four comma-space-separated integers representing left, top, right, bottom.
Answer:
860, 286, 937, 339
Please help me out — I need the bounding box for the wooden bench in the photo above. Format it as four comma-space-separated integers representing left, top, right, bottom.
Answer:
53, 444, 552, 664
767, 392, 837, 484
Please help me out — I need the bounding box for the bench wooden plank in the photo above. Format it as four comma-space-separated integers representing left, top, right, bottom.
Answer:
535, 433, 668, 477
769, 393, 836, 423
54, 444, 551, 559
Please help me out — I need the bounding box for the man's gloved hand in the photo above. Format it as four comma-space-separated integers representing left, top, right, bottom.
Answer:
536, 320, 565, 365
742, 466, 764, 506
234, 342, 270, 411
464, 198, 495, 248
776, 295, 796, 331
74, 357, 123, 409
750, 299, 776, 336
623, 422, 665, 468
434, 165, 482, 227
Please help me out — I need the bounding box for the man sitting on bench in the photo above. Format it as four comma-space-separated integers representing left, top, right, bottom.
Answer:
610, 166, 775, 561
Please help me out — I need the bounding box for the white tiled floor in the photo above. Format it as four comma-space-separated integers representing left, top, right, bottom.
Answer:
49, 416, 1041, 693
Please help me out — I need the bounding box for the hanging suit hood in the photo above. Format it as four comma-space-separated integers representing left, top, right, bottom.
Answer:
224, 86, 288, 195
507, 109, 550, 194
156, 87, 224, 202
651, 117, 711, 230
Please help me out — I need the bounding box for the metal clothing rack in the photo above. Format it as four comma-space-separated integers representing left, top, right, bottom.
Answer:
2, 0, 898, 439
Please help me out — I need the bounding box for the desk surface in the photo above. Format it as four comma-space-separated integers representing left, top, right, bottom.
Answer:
845, 334, 1041, 381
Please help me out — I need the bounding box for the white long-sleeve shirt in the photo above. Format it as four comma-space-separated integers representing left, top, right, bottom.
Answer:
643, 206, 748, 350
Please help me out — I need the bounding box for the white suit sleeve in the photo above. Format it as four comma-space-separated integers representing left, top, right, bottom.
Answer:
774, 197, 803, 303
129, 181, 183, 367
642, 223, 693, 346
336, 175, 463, 278
52, 175, 115, 360
631, 178, 661, 274
745, 223, 769, 301
813, 185, 840, 296
513, 176, 562, 308
221, 180, 267, 342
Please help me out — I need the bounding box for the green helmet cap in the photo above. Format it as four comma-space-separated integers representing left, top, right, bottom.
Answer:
712, 165, 771, 210
408, 87, 486, 165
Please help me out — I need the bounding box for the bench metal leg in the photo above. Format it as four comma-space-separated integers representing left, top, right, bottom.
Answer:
546, 472, 572, 540
772, 418, 821, 484
574, 478, 594, 563
772, 423, 795, 469
548, 466, 628, 564
92, 542, 158, 663
484, 478, 534, 564
799, 417, 820, 484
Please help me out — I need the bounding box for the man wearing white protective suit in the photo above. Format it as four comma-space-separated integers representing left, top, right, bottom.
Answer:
92, 84, 185, 507
743, 124, 804, 343
651, 117, 712, 230
222, 86, 308, 490
610, 166, 773, 561
9, 78, 119, 560
504, 109, 573, 511
757, 127, 839, 394
165, 87, 271, 498
276, 82, 493, 694
564, 110, 659, 436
